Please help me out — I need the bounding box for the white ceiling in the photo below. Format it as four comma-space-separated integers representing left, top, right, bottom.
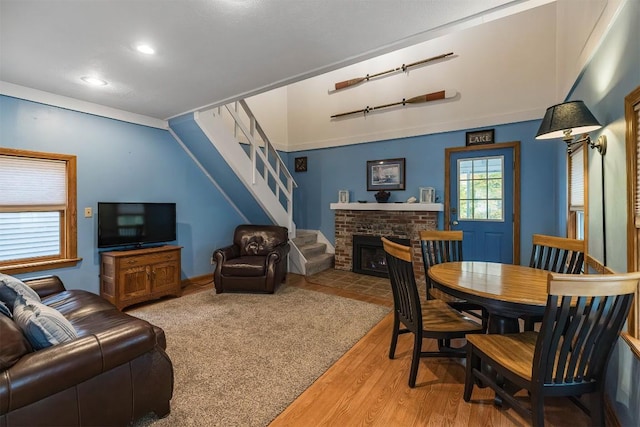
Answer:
1, 0, 543, 121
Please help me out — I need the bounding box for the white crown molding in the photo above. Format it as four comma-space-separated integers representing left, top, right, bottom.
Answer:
0, 81, 168, 130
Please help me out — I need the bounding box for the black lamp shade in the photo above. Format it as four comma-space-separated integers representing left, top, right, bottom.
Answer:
535, 100, 602, 139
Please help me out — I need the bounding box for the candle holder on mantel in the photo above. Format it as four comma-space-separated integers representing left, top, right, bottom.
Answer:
374, 190, 391, 203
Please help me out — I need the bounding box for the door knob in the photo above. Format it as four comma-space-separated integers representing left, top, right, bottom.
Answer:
451, 220, 459, 225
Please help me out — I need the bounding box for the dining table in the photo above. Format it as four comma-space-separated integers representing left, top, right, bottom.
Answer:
428, 261, 551, 334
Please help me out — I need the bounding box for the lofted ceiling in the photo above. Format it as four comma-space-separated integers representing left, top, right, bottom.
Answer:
0, 0, 546, 121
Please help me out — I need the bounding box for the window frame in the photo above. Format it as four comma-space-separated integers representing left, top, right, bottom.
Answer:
625, 85, 640, 347
0, 148, 80, 274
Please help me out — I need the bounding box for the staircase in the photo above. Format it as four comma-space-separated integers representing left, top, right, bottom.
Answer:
180, 99, 334, 276
293, 230, 335, 276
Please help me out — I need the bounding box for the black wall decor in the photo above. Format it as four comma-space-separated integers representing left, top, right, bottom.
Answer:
294, 156, 307, 172
466, 129, 495, 146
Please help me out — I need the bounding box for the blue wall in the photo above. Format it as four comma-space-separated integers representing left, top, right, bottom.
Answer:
567, 0, 640, 424
0, 95, 248, 292
289, 119, 562, 264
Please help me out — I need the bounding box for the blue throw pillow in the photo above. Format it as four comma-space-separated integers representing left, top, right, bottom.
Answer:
0, 273, 41, 311
12, 294, 78, 350
0, 300, 11, 318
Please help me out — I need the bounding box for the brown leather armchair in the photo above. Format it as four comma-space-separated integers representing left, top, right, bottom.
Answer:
213, 224, 290, 294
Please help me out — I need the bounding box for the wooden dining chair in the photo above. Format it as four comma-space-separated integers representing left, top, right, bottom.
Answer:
523, 234, 586, 331
464, 271, 640, 427
529, 234, 585, 274
419, 230, 486, 325
382, 237, 484, 388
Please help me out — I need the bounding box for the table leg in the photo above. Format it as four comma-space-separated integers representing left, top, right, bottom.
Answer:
487, 313, 520, 334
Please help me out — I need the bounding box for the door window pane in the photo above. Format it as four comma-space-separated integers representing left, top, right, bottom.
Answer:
488, 200, 503, 220
473, 180, 487, 199
458, 156, 504, 221
473, 159, 487, 179
488, 179, 502, 199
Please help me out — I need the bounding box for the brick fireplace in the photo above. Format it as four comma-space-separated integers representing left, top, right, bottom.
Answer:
332, 206, 440, 286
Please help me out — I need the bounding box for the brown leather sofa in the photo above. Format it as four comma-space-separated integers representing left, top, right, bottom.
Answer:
213, 224, 289, 294
0, 275, 173, 426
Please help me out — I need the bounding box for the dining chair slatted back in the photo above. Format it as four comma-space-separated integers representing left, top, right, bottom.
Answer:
464, 272, 640, 427
524, 234, 586, 331
382, 237, 484, 388
534, 275, 635, 387
420, 230, 463, 301
529, 234, 585, 274
383, 236, 422, 334
419, 230, 487, 326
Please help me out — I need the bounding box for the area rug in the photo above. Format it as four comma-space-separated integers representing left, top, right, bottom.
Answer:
130, 285, 390, 427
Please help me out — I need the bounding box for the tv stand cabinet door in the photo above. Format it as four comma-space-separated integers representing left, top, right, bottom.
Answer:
150, 258, 181, 295
119, 265, 152, 301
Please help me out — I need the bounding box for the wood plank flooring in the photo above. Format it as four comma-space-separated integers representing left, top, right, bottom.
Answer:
182, 269, 595, 426
272, 270, 593, 427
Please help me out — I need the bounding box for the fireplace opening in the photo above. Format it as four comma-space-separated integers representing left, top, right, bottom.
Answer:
352, 235, 410, 278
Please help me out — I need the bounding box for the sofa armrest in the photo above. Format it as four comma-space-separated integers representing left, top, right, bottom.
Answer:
0, 319, 157, 414
213, 244, 240, 262
22, 275, 66, 298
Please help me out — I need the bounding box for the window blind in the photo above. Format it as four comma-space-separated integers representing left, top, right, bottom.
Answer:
569, 147, 584, 211
0, 156, 66, 207
0, 212, 61, 261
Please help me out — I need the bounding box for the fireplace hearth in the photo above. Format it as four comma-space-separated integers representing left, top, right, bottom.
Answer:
352, 235, 410, 278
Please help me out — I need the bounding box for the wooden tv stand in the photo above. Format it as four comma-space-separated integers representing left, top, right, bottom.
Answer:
100, 245, 182, 310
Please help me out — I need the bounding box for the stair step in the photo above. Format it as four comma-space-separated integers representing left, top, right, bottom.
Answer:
292, 230, 318, 246
305, 253, 335, 276
300, 242, 327, 258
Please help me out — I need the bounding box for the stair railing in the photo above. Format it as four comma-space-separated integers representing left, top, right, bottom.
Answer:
217, 100, 297, 234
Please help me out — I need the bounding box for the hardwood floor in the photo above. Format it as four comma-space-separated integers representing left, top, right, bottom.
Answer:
276, 270, 592, 427
182, 269, 595, 426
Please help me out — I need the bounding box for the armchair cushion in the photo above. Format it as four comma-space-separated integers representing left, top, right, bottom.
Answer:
221, 256, 267, 277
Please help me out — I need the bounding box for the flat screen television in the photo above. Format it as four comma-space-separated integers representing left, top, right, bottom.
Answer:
98, 202, 176, 248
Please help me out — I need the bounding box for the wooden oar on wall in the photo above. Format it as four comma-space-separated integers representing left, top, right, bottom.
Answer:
330, 89, 457, 119
333, 52, 454, 91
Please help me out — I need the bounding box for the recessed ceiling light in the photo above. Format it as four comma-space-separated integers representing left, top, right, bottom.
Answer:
80, 76, 108, 86
136, 44, 155, 55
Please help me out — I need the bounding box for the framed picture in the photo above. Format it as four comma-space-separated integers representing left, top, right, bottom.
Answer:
294, 156, 307, 172
367, 158, 406, 191
419, 187, 435, 203
466, 129, 495, 146
338, 190, 349, 203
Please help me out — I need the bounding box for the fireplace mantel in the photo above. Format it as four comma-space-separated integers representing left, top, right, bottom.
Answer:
330, 202, 443, 212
